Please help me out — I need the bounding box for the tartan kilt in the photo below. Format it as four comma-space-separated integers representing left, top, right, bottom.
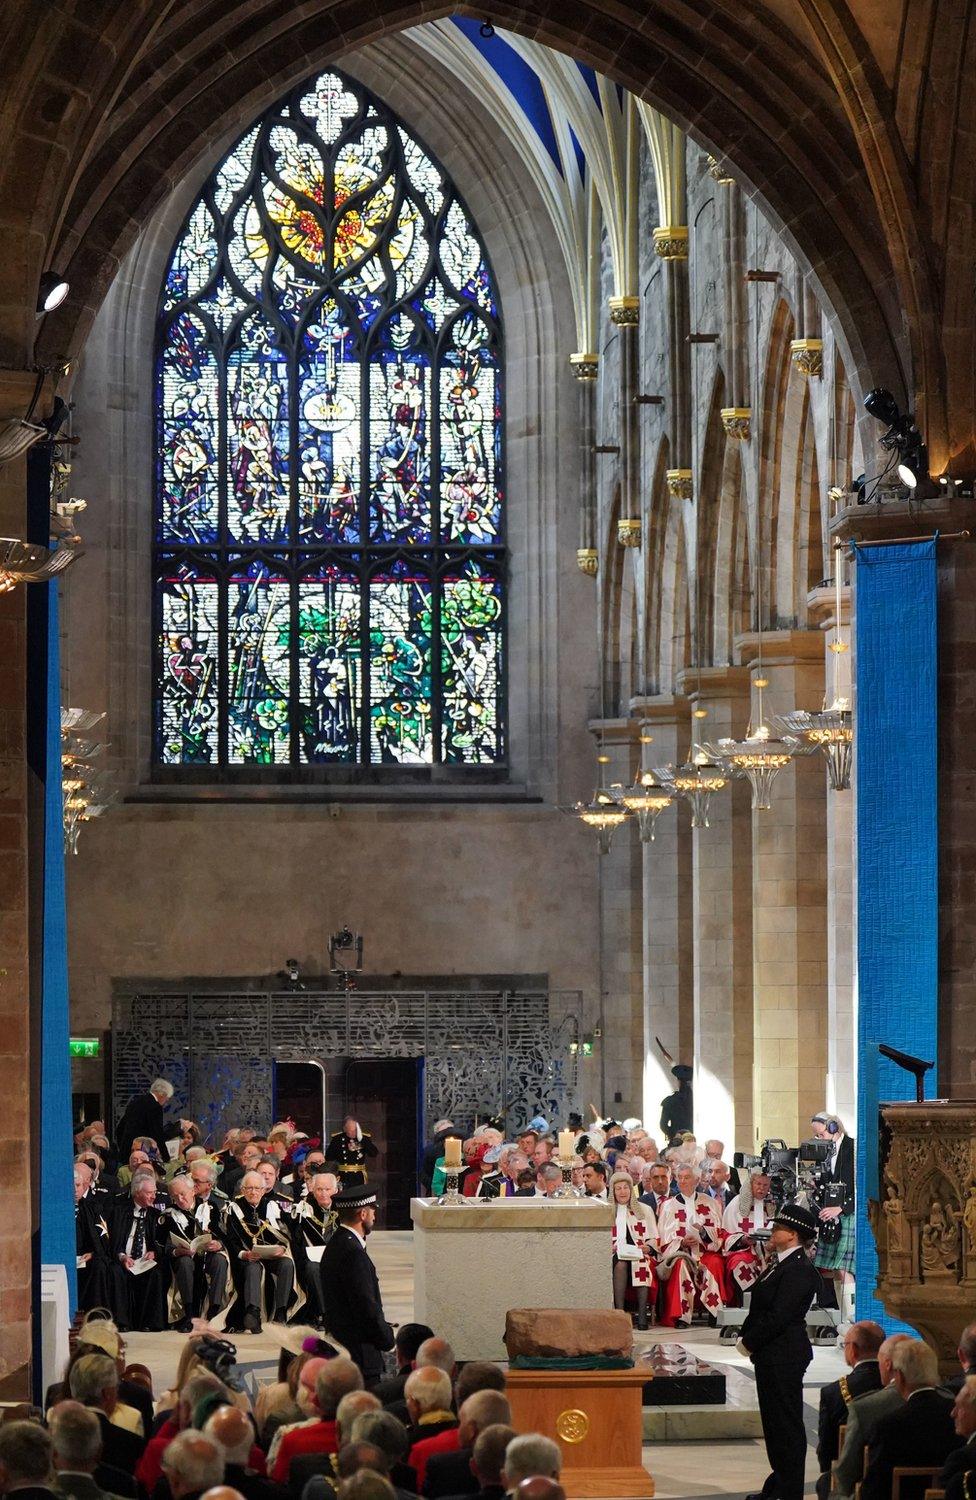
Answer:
815, 1210, 855, 1272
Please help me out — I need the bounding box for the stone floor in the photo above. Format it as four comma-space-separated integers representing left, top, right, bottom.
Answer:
126, 1231, 845, 1499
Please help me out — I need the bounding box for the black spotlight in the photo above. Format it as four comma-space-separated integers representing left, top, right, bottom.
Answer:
36, 271, 69, 316
863, 387, 904, 430
479, 20, 495, 37
896, 435, 929, 491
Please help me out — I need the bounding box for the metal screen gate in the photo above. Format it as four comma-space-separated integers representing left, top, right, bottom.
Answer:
111, 983, 581, 1143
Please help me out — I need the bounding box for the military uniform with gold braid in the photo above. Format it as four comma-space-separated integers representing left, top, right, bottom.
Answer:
324, 1123, 378, 1188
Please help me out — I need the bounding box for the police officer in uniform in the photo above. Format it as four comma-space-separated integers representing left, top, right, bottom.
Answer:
740, 1202, 821, 1500
319, 1187, 394, 1382
324, 1115, 379, 1189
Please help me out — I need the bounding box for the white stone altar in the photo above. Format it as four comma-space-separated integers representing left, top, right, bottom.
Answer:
411, 1196, 614, 1360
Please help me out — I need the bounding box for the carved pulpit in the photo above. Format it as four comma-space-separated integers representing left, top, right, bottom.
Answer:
873, 1102, 976, 1368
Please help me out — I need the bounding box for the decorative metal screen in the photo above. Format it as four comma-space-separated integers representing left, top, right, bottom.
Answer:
112, 983, 581, 1143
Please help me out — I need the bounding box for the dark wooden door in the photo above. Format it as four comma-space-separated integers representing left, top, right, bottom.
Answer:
342, 1057, 421, 1228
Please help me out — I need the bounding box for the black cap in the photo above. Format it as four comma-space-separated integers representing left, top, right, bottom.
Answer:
671, 1063, 693, 1082
771, 1202, 819, 1239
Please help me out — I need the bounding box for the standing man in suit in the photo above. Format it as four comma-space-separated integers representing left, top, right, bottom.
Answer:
816, 1320, 885, 1484
740, 1202, 822, 1500
638, 1162, 671, 1218
320, 1188, 395, 1382
116, 1079, 184, 1161
707, 1161, 737, 1209
324, 1117, 379, 1190
861, 1339, 960, 1500
832, 1333, 909, 1500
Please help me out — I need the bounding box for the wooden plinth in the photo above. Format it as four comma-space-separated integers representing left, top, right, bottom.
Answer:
506, 1367, 654, 1498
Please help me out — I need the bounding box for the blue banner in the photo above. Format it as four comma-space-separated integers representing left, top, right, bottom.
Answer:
854, 539, 938, 1328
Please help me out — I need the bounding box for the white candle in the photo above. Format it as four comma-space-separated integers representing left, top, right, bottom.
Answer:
558, 1129, 575, 1163
443, 1136, 462, 1169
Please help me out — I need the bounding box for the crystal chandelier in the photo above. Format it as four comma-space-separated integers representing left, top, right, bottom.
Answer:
619, 723, 673, 841
771, 564, 853, 791
574, 785, 629, 855
702, 670, 797, 811
655, 747, 728, 829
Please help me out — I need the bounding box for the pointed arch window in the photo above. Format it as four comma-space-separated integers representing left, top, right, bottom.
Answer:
154, 69, 505, 774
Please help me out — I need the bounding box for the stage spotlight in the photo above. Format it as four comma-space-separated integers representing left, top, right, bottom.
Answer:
897, 439, 929, 490
863, 387, 903, 429
36, 271, 69, 315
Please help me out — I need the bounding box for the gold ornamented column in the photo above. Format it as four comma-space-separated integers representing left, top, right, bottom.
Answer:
609, 297, 641, 549
736, 630, 828, 1143
630, 695, 693, 1131
571, 353, 599, 576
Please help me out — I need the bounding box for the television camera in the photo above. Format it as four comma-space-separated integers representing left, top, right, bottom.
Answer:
733, 1137, 842, 1224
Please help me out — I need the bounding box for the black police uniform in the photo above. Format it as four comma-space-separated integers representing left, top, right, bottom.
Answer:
319, 1192, 394, 1382
324, 1129, 378, 1188
741, 1223, 821, 1500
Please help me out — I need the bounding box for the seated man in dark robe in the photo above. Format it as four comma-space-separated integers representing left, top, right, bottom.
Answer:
223, 1170, 298, 1333
290, 1171, 339, 1327
74, 1164, 113, 1313
109, 1170, 168, 1332
161, 1174, 228, 1332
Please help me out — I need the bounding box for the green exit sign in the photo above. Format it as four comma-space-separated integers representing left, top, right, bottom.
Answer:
69, 1037, 100, 1058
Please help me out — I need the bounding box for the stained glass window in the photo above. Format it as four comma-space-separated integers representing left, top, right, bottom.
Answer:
154, 69, 505, 773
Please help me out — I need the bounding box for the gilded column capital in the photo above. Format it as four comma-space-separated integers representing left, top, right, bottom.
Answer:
576, 548, 599, 576
608, 295, 640, 326
569, 352, 599, 380
666, 468, 693, 500
720, 407, 752, 441
790, 338, 824, 377
617, 518, 641, 548
652, 225, 688, 261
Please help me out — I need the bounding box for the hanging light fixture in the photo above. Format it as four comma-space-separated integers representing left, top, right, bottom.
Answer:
573, 751, 629, 855
656, 747, 728, 829
772, 563, 852, 790
620, 727, 673, 841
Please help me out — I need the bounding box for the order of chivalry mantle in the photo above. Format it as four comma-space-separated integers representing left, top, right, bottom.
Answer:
411, 1196, 614, 1361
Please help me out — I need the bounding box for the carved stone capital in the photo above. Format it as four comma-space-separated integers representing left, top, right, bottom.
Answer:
576, 548, 599, 576
721, 406, 752, 441
653, 225, 689, 261
617, 518, 641, 548
706, 155, 735, 185
569, 352, 599, 381
666, 468, 693, 501
608, 295, 640, 326
790, 338, 824, 377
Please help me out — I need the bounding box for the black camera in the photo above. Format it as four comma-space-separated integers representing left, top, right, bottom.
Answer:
733, 1138, 833, 1212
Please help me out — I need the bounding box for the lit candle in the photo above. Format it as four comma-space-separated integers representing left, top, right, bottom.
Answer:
443, 1136, 462, 1169
558, 1129, 575, 1163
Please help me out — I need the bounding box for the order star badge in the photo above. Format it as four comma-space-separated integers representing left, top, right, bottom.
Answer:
96, 1215, 110, 1239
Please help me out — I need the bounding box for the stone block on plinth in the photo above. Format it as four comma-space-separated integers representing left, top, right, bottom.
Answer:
411, 1198, 613, 1361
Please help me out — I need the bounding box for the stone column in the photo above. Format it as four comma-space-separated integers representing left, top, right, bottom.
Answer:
807, 579, 855, 1127
679, 666, 754, 1151
610, 299, 641, 549
587, 717, 643, 1117
735, 630, 828, 1142
630, 695, 692, 1139
0, 370, 37, 1394
571, 354, 599, 577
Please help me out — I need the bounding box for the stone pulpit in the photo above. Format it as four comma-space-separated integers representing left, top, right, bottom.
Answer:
873, 1101, 976, 1368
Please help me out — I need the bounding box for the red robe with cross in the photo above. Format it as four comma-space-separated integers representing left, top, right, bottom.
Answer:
655, 1192, 726, 1325
722, 1194, 772, 1298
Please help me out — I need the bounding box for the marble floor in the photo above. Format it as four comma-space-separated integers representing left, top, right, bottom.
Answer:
126, 1231, 845, 1499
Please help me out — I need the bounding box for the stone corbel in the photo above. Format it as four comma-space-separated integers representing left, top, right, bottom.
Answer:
617, 519, 641, 549
790, 338, 823, 378
569, 352, 599, 381
706, 155, 735, 185
576, 548, 599, 576
666, 468, 693, 501
653, 226, 688, 262
720, 407, 752, 441
609, 295, 640, 327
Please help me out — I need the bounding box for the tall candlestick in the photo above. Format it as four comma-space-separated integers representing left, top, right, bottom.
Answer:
443, 1135, 462, 1169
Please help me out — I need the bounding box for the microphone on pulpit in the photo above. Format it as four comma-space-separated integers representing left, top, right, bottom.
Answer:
878, 1044, 934, 1103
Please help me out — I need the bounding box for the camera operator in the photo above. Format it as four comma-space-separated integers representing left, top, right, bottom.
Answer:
810, 1113, 855, 1319
740, 1203, 822, 1500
